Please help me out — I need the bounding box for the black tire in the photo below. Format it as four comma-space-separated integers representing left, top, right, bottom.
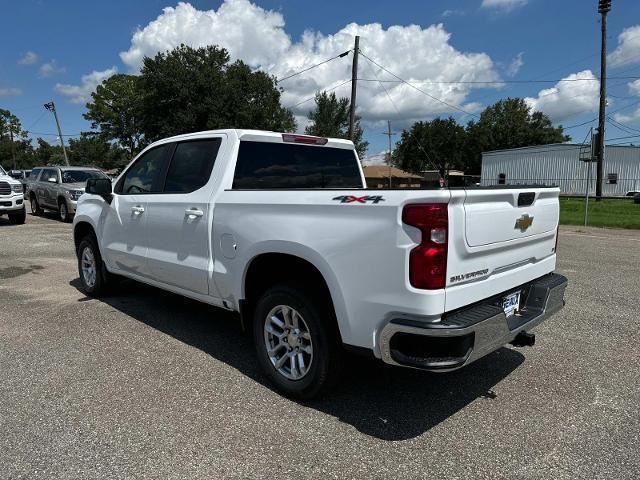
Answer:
253, 283, 342, 399
8, 207, 26, 225
59, 199, 71, 223
77, 235, 111, 296
30, 194, 42, 216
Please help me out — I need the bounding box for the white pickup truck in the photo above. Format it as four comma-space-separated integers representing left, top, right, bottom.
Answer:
0, 165, 26, 224
73, 130, 567, 398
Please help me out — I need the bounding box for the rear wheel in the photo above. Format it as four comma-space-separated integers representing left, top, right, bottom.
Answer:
59, 199, 71, 223
253, 283, 342, 399
77, 235, 111, 296
8, 207, 26, 225
30, 194, 42, 215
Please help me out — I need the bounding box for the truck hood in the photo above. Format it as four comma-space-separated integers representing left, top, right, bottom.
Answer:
0, 174, 21, 185
63, 182, 87, 191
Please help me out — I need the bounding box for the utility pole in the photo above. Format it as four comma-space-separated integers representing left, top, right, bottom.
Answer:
44, 101, 69, 166
596, 0, 611, 201
382, 120, 396, 188
9, 126, 17, 170
348, 35, 360, 141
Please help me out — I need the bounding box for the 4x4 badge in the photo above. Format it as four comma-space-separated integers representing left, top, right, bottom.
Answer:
515, 214, 534, 232
332, 195, 385, 204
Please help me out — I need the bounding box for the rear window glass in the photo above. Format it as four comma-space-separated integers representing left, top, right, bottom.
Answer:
163, 139, 221, 193
233, 141, 362, 189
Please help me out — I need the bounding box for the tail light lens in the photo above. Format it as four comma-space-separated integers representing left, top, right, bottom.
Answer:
402, 203, 448, 290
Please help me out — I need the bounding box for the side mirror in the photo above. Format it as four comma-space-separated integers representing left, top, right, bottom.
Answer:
48, 177, 58, 183
86, 178, 113, 203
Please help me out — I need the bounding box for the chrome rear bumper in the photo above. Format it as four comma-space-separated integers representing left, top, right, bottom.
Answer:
378, 273, 568, 371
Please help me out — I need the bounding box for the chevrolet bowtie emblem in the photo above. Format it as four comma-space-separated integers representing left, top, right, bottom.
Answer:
515, 214, 534, 232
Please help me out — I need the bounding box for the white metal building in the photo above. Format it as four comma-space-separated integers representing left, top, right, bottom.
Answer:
481, 143, 640, 195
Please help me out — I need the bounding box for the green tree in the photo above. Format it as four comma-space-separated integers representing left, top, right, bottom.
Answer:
0, 109, 34, 170
67, 133, 128, 170
304, 91, 369, 157
138, 44, 296, 141
463, 98, 570, 173
393, 117, 466, 176
33, 138, 63, 166
84, 74, 144, 156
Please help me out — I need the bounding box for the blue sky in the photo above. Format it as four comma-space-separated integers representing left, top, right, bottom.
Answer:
2, 0, 640, 156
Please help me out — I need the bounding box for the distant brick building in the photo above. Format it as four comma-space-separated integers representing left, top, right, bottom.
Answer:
362, 165, 422, 189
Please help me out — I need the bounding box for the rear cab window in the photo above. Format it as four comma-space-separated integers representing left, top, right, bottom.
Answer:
232, 141, 362, 189
163, 139, 221, 193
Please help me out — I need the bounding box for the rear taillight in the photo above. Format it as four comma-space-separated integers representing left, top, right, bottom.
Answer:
402, 203, 448, 290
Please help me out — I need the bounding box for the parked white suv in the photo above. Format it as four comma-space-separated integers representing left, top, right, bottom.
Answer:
0, 165, 26, 224
73, 130, 567, 398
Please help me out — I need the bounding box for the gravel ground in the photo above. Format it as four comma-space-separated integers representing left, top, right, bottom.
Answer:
1, 213, 639, 479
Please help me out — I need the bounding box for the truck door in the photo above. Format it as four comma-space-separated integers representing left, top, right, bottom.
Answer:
101, 144, 173, 277
39, 168, 58, 208
143, 137, 223, 296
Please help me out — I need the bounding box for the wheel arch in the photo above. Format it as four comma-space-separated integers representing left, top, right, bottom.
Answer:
241, 251, 348, 343
73, 221, 97, 252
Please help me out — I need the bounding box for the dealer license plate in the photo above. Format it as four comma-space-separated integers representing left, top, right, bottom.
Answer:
502, 291, 521, 318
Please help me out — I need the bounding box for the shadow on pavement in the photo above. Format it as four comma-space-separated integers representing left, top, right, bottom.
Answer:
70, 277, 525, 441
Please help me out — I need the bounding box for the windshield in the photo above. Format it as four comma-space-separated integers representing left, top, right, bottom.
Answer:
61, 170, 107, 184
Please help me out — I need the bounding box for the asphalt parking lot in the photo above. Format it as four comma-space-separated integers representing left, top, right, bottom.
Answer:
1, 213, 639, 479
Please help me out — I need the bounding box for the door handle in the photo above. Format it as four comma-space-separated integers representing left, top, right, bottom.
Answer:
185, 208, 204, 218
131, 205, 145, 214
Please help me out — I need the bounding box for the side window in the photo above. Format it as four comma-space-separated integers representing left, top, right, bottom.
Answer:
498, 173, 506, 185
163, 139, 222, 193
42, 169, 57, 182
117, 144, 172, 194
31, 168, 42, 180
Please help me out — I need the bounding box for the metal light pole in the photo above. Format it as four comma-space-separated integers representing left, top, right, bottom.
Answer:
44, 101, 69, 166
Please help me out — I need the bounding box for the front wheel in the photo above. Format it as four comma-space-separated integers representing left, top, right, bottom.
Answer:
30, 195, 42, 215
8, 207, 26, 225
77, 235, 111, 296
59, 199, 71, 223
253, 283, 342, 399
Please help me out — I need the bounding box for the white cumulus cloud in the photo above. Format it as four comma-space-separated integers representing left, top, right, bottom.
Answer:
116, 0, 501, 126
120, 0, 290, 71
612, 79, 640, 123
608, 25, 640, 68
525, 70, 599, 123
507, 52, 524, 76
481, 0, 528, 12
18, 51, 39, 65
55, 67, 117, 104
39, 60, 66, 78
0, 87, 22, 96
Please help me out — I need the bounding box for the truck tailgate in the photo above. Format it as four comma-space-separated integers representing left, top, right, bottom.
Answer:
464, 189, 558, 246
445, 187, 560, 312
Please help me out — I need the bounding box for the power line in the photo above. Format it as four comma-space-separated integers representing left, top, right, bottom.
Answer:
25, 130, 82, 137
276, 50, 351, 83
358, 50, 480, 119
606, 116, 640, 135
359, 53, 437, 167
286, 79, 352, 109
357, 76, 640, 85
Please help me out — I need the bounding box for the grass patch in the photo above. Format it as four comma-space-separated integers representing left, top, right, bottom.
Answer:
559, 197, 640, 229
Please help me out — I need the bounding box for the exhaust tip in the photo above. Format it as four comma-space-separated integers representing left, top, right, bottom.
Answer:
510, 331, 536, 347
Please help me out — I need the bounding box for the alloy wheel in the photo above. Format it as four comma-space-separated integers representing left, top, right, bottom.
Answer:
263, 305, 313, 380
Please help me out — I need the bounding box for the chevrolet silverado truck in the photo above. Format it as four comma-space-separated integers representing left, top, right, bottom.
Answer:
27, 166, 109, 222
73, 130, 568, 398
0, 165, 26, 224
